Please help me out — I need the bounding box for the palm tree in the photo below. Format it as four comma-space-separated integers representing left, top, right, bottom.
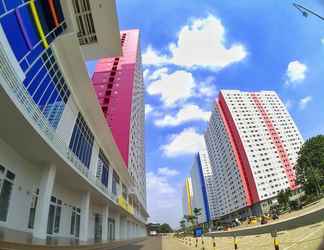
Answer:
193, 208, 202, 225
180, 220, 186, 231
184, 214, 196, 226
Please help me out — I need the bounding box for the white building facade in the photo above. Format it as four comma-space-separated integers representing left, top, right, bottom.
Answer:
0, 0, 147, 243
205, 90, 303, 220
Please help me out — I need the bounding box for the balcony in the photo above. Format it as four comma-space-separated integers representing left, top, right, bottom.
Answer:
61, 0, 122, 59
117, 196, 134, 215
0, 22, 122, 210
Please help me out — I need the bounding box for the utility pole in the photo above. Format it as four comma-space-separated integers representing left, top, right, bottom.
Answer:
293, 3, 324, 21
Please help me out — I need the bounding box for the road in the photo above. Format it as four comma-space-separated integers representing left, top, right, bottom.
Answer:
112, 237, 162, 250
209, 201, 324, 237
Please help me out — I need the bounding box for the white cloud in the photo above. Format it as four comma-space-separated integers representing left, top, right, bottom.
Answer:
321, 38, 324, 45
143, 15, 247, 70
197, 76, 217, 98
146, 171, 182, 227
148, 67, 169, 81
157, 167, 179, 177
155, 104, 211, 127
284, 99, 293, 110
143, 69, 149, 79
142, 46, 169, 65
161, 127, 205, 157
299, 96, 312, 110
286, 60, 307, 86
145, 104, 153, 116
147, 70, 195, 106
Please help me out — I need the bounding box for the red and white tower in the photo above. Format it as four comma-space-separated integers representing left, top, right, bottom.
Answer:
204, 90, 303, 219
91, 30, 146, 208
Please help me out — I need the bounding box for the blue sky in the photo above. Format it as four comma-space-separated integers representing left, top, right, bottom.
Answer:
87, 0, 324, 228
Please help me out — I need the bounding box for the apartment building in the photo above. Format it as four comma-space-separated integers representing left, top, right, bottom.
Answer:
0, 0, 148, 242
204, 90, 303, 221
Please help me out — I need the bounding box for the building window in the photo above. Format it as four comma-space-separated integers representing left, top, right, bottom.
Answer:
122, 184, 128, 200
47, 196, 62, 234
0, 165, 15, 222
69, 113, 94, 168
97, 149, 109, 187
112, 170, 120, 195
72, 0, 97, 45
28, 189, 39, 229
23, 48, 70, 129
70, 206, 81, 238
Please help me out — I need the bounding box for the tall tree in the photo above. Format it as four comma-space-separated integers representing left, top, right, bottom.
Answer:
296, 135, 324, 196
159, 223, 173, 233
184, 214, 196, 225
277, 189, 291, 208
180, 220, 186, 231
193, 208, 202, 225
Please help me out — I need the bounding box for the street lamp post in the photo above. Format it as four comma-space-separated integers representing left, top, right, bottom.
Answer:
293, 3, 324, 21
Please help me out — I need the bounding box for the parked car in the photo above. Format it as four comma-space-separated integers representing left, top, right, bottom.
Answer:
261, 215, 270, 225
248, 216, 257, 224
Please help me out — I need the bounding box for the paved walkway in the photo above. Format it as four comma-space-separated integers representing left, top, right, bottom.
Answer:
112, 237, 161, 250
161, 237, 190, 250
172, 221, 324, 250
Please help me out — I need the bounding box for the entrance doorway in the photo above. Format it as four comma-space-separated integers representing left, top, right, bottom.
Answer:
108, 218, 115, 240
94, 213, 102, 241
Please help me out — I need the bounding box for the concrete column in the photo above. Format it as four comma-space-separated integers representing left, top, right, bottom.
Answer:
80, 192, 91, 241
102, 205, 109, 241
121, 217, 127, 240
115, 213, 120, 240
33, 165, 56, 239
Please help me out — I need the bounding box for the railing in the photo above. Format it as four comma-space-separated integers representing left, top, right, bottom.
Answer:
0, 22, 120, 207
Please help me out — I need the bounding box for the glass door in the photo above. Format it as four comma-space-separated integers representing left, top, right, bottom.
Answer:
108, 218, 115, 240
70, 207, 81, 238
47, 196, 62, 235
94, 213, 102, 241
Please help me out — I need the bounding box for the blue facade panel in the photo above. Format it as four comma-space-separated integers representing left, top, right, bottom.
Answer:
101, 167, 109, 187
0, 11, 29, 60
197, 153, 211, 222
3, 0, 22, 11
18, 5, 40, 46
0, 2, 5, 16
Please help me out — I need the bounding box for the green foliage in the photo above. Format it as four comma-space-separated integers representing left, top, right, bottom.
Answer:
180, 220, 186, 230
184, 214, 196, 225
193, 208, 202, 225
159, 223, 173, 233
277, 189, 291, 208
296, 135, 324, 196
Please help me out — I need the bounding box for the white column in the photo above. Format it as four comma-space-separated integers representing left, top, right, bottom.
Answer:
33, 165, 56, 239
102, 205, 109, 241
115, 213, 120, 240
80, 192, 91, 241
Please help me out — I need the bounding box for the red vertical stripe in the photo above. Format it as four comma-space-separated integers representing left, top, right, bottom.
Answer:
218, 93, 260, 205
250, 93, 296, 190
48, 0, 59, 27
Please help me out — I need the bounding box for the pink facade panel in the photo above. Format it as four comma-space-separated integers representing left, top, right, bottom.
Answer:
91, 30, 140, 168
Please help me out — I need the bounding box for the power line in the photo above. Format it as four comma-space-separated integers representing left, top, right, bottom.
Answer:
293, 3, 324, 21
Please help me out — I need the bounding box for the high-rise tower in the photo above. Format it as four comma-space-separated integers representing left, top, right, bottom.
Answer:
205, 90, 303, 219
92, 30, 146, 209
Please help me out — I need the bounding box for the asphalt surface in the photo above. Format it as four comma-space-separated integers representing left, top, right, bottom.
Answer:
209, 204, 324, 237
112, 237, 162, 250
